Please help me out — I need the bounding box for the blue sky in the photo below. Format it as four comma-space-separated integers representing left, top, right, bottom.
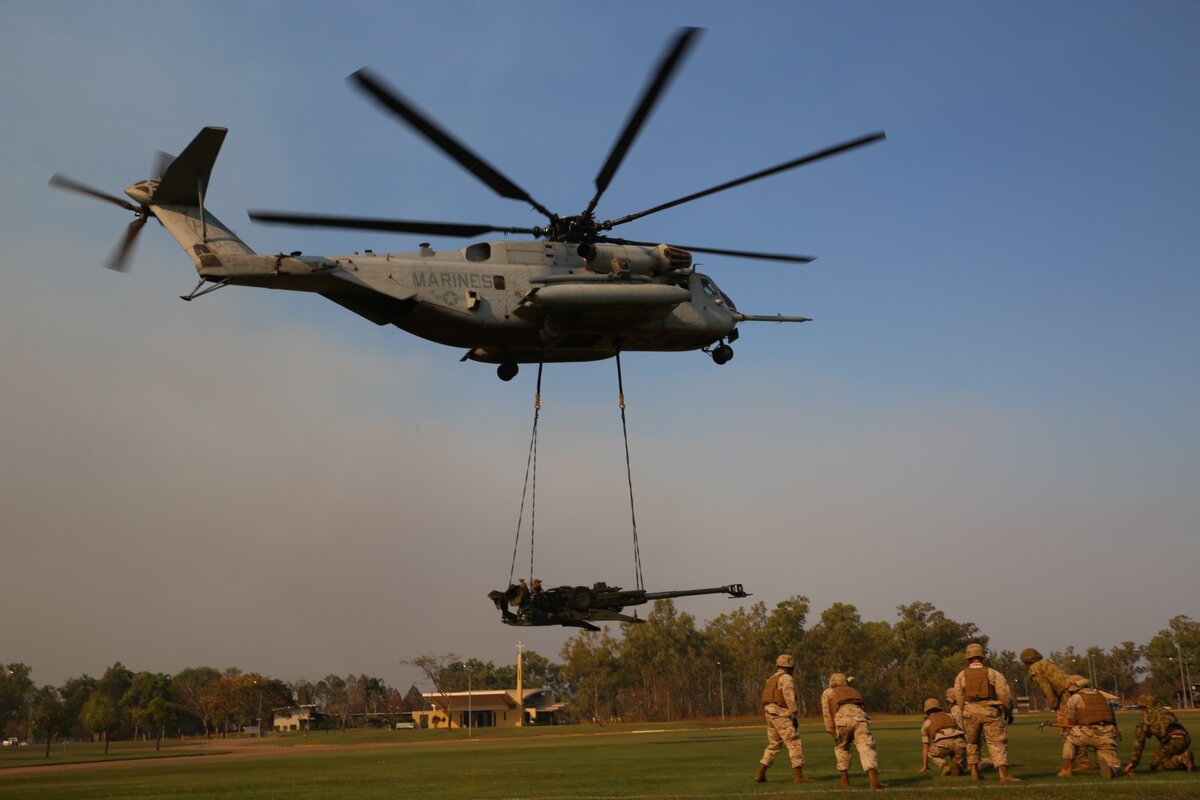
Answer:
1, 1, 1197, 688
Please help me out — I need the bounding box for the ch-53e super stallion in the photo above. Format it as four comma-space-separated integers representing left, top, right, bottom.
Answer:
51, 28, 883, 381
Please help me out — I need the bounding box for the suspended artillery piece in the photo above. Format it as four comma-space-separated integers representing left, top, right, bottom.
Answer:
488, 581, 749, 631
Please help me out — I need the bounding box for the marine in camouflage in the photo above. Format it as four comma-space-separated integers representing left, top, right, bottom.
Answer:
1125, 699, 1194, 773
821, 674, 879, 772
1022, 648, 1091, 770
1062, 681, 1122, 777
921, 698, 966, 776
954, 646, 1019, 781
759, 658, 805, 770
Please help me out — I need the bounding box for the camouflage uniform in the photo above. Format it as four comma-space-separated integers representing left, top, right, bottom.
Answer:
1021, 647, 1091, 770
945, 687, 965, 730
1126, 696, 1194, 773
954, 644, 1018, 781
821, 675, 879, 772
1062, 679, 1121, 777
759, 659, 805, 770
921, 698, 967, 775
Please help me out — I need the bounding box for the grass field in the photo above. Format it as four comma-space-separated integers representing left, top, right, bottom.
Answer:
1, 713, 1196, 799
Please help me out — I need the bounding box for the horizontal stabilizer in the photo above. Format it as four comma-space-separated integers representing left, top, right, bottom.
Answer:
153, 127, 227, 206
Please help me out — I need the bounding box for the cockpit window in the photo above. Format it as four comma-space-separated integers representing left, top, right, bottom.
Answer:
700, 276, 718, 296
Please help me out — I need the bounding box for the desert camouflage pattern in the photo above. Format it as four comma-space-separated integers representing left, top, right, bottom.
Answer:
821, 687, 879, 771
1027, 657, 1072, 713
954, 664, 1012, 767
1129, 705, 1193, 771
921, 716, 967, 773
1063, 690, 1121, 772
760, 668, 804, 768
1026, 655, 1092, 768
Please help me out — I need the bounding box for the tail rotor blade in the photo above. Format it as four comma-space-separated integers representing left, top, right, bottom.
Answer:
48, 174, 139, 212
105, 212, 148, 272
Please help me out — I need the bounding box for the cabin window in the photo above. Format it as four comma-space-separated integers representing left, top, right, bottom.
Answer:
700, 276, 718, 296
493, 275, 506, 290
465, 242, 492, 262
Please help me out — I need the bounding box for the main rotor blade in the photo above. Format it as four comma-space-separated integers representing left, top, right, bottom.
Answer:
248, 210, 540, 239
584, 26, 701, 217
106, 212, 148, 272
48, 174, 139, 212
598, 236, 814, 264
601, 131, 887, 230
349, 68, 556, 222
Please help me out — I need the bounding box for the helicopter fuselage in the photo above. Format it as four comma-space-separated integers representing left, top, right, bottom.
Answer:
188, 233, 742, 365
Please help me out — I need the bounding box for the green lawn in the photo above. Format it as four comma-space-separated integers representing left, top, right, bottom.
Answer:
1, 713, 1195, 799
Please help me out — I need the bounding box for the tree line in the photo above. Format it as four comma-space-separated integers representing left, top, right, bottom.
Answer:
3, 603, 1195, 749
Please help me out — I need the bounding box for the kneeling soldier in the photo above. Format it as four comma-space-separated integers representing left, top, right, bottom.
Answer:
1124, 693, 1195, 774
921, 698, 967, 776
1060, 676, 1122, 779
822, 673, 886, 789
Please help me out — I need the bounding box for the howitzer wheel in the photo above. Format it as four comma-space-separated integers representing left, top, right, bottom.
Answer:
568, 586, 593, 611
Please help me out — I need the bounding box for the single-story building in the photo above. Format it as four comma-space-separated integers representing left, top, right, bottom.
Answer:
412, 688, 565, 729
273, 704, 325, 732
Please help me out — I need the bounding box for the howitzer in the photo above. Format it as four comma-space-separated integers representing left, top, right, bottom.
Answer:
488, 581, 749, 631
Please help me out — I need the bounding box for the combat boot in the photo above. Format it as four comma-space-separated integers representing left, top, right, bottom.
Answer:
949, 761, 961, 777
1075, 753, 1093, 772
1056, 760, 1072, 777
998, 765, 1022, 783
839, 769, 850, 787
753, 763, 768, 783
793, 766, 814, 784
969, 764, 982, 781
1100, 760, 1113, 779
1184, 751, 1195, 772
867, 768, 888, 789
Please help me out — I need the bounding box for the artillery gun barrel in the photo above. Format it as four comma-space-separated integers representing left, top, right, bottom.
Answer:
641, 584, 747, 601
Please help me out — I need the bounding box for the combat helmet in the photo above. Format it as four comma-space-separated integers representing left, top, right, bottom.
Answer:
829, 672, 849, 688
775, 654, 796, 669
1019, 647, 1042, 665
965, 642, 986, 660
946, 686, 960, 705
1137, 693, 1156, 708
924, 698, 942, 713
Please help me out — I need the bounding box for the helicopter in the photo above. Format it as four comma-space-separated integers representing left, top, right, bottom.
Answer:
50, 27, 884, 381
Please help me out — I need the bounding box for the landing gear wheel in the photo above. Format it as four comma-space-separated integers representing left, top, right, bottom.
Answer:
712, 344, 734, 365
497, 361, 519, 381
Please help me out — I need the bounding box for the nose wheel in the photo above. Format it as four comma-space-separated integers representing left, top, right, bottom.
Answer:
497, 361, 519, 381
710, 343, 734, 365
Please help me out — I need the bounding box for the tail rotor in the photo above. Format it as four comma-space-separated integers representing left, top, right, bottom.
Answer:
48, 173, 152, 272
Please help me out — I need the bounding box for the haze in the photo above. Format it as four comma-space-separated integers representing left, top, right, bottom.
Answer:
1, 1, 1197, 690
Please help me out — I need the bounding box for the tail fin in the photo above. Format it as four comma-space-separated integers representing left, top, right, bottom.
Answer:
145, 127, 255, 264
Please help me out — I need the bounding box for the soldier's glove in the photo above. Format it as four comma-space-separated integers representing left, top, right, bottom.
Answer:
1005, 709, 1014, 724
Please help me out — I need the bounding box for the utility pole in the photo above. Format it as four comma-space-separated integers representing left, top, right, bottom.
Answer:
717, 661, 725, 721
1172, 639, 1189, 709
516, 642, 525, 727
